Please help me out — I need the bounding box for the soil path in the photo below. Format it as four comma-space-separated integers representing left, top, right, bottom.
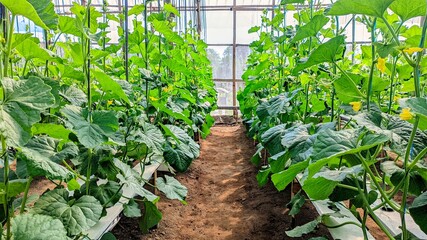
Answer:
113, 125, 331, 240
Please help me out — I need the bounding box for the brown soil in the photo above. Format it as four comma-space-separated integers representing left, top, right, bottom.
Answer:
112, 125, 332, 240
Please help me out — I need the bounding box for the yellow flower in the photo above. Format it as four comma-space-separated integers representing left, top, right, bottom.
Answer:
284, 70, 290, 75
350, 101, 362, 112
163, 85, 173, 93
403, 47, 423, 55
149, 96, 159, 101
400, 108, 413, 121
393, 95, 400, 102
377, 57, 386, 73
107, 100, 113, 105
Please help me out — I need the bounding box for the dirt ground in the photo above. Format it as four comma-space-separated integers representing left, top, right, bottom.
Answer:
112, 125, 332, 240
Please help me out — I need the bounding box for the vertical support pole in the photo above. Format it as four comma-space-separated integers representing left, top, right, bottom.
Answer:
232, 0, 237, 119
351, 14, 356, 64
124, 0, 129, 82
196, 0, 202, 37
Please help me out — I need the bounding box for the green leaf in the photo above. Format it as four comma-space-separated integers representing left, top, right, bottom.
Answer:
248, 26, 260, 33
128, 4, 145, 15
92, 71, 131, 105
256, 90, 300, 121
286, 217, 321, 237
409, 191, 427, 234
61, 105, 118, 148
309, 129, 389, 175
59, 85, 87, 106
287, 190, 306, 216
256, 167, 271, 187
327, 0, 395, 18
0, 179, 28, 204
113, 159, 158, 202
163, 125, 200, 172
123, 199, 142, 218
140, 201, 162, 234
164, 3, 180, 16
0, 77, 55, 147
333, 73, 365, 103
260, 124, 287, 155
0, 0, 56, 30
156, 175, 187, 203
32, 123, 72, 141
33, 189, 103, 236
89, 181, 123, 208
390, 0, 426, 22
291, 15, 329, 43
133, 122, 165, 154
27, 0, 58, 30
292, 36, 345, 74
67, 178, 80, 191
152, 19, 184, 45
272, 160, 309, 191
313, 165, 364, 182
12, 214, 68, 240
405, 97, 427, 118
303, 176, 338, 200
22, 136, 77, 180
58, 16, 80, 36
15, 39, 52, 61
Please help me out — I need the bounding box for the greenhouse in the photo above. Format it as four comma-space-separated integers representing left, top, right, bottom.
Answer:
0, 0, 426, 239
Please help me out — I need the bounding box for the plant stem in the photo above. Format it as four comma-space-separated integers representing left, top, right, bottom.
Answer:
388, 56, 398, 114
367, 18, 377, 111
20, 176, 33, 214
1, 134, 10, 240
3, 13, 14, 78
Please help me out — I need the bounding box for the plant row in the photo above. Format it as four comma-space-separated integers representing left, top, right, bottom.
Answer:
0, 0, 216, 239
238, 0, 427, 239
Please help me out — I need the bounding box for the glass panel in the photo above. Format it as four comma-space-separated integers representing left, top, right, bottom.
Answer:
236, 11, 267, 44
205, 11, 233, 44
236, 0, 274, 5
215, 82, 234, 107
207, 46, 233, 79
236, 46, 251, 79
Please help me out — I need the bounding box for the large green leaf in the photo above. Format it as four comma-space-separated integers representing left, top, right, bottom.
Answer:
140, 201, 162, 234
92, 71, 130, 105
152, 19, 184, 45
132, 122, 165, 154
291, 15, 329, 43
61, 105, 118, 149
390, 0, 426, 22
21, 136, 77, 180
0, 179, 27, 204
12, 214, 68, 240
0, 77, 55, 147
303, 176, 338, 200
32, 123, 72, 141
286, 217, 321, 237
163, 125, 200, 172
59, 85, 87, 106
292, 36, 345, 74
33, 189, 103, 236
409, 191, 427, 234
256, 90, 300, 121
123, 199, 141, 218
260, 124, 287, 155
156, 175, 187, 203
405, 98, 427, 118
58, 16, 80, 36
15, 39, 52, 61
309, 129, 389, 175
76, 179, 123, 208
271, 160, 309, 191
113, 159, 158, 202
327, 0, 395, 18
27, 0, 58, 30
0, 0, 57, 30
333, 73, 365, 103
